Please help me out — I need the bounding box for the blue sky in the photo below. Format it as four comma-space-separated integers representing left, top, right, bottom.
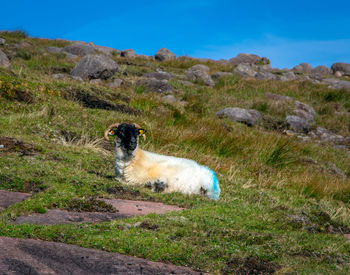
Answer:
1, 0, 349, 68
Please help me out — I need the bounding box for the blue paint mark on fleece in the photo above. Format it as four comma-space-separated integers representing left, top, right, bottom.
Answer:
206, 167, 220, 200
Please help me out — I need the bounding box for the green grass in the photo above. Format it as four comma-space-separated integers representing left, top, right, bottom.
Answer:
0, 35, 350, 274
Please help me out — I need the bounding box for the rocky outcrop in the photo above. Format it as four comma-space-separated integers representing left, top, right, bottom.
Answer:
0, 49, 11, 69
286, 115, 310, 133
216, 107, 262, 126
331, 62, 350, 76
309, 127, 345, 143
71, 54, 119, 80
311, 65, 332, 75
155, 48, 176, 61
322, 78, 350, 90
234, 63, 257, 78
89, 42, 120, 56
229, 53, 269, 65
186, 64, 214, 86
293, 63, 312, 73
63, 43, 95, 56
121, 49, 136, 58
293, 101, 316, 123
136, 78, 173, 93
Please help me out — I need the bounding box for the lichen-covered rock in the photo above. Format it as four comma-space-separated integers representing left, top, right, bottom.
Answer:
293, 63, 312, 73
0, 49, 11, 69
255, 71, 276, 80
308, 127, 344, 143
121, 49, 136, 58
63, 43, 95, 56
293, 101, 316, 123
234, 63, 257, 78
71, 54, 119, 80
229, 53, 266, 65
331, 62, 350, 76
155, 48, 176, 61
216, 107, 262, 126
286, 115, 310, 132
311, 65, 332, 75
136, 78, 173, 93
186, 64, 214, 86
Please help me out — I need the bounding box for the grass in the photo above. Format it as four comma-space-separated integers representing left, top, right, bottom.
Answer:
0, 34, 350, 274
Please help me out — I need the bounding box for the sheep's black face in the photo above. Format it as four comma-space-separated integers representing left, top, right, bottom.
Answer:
111, 123, 145, 151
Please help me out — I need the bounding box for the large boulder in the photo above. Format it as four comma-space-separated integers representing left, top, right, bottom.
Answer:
186, 64, 214, 86
255, 71, 276, 80
143, 71, 173, 80
216, 107, 262, 126
234, 63, 257, 78
120, 49, 136, 58
0, 49, 11, 69
286, 115, 310, 133
63, 43, 95, 56
136, 78, 173, 93
311, 65, 332, 75
322, 78, 350, 90
293, 63, 312, 73
155, 48, 176, 61
229, 53, 261, 65
331, 62, 350, 76
71, 54, 119, 80
293, 101, 316, 123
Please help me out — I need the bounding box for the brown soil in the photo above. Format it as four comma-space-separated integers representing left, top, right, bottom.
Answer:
0, 190, 31, 209
14, 199, 183, 225
3, 89, 35, 103
223, 256, 281, 275
0, 237, 202, 275
0, 136, 37, 153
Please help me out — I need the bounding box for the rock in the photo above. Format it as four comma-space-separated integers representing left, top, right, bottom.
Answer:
327, 162, 346, 178
186, 64, 214, 86
293, 101, 316, 123
331, 62, 350, 76
211, 72, 233, 81
310, 72, 323, 81
286, 115, 310, 132
0, 38, 5, 45
90, 79, 103, 85
234, 63, 257, 78
144, 71, 173, 80
64, 52, 78, 60
162, 95, 177, 103
283, 71, 298, 80
63, 43, 95, 56
322, 78, 350, 90
136, 78, 173, 93
0, 190, 30, 209
309, 127, 344, 143
71, 76, 83, 82
253, 64, 272, 72
120, 49, 136, 58
180, 80, 195, 86
311, 65, 332, 75
52, 73, 66, 79
255, 71, 276, 80
229, 53, 261, 65
265, 92, 292, 101
47, 47, 63, 54
137, 54, 154, 60
89, 42, 120, 56
293, 63, 312, 73
334, 71, 343, 77
71, 54, 119, 80
155, 48, 176, 61
0, 49, 11, 69
216, 107, 262, 126
108, 78, 123, 88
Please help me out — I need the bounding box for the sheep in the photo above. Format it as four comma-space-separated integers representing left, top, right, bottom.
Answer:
104, 122, 220, 200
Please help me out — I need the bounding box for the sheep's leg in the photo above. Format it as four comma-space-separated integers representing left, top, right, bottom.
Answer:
152, 179, 167, 193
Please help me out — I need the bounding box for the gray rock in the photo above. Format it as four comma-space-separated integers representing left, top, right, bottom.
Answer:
0, 49, 11, 69
71, 54, 119, 80
180, 80, 195, 86
293, 63, 312, 73
90, 79, 103, 85
311, 65, 332, 75
334, 71, 343, 77
229, 53, 263, 65
211, 72, 233, 81
136, 78, 173, 93
89, 42, 120, 56
137, 54, 154, 60
144, 71, 173, 80
331, 62, 350, 76
255, 71, 276, 80
121, 49, 136, 58
309, 127, 344, 143
327, 162, 346, 178
0, 38, 5, 45
52, 73, 66, 79
265, 92, 292, 101
322, 78, 350, 90
310, 72, 323, 81
234, 63, 257, 78
286, 115, 310, 132
63, 43, 95, 57
283, 71, 298, 80
64, 52, 78, 60
108, 78, 123, 88
216, 107, 262, 126
186, 64, 214, 86
162, 95, 177, 103
47, 47, 63, 54
155, 48, 176, 61
253, 64, 272, 72
71, 76, 83, 82
293, 101, 316, 123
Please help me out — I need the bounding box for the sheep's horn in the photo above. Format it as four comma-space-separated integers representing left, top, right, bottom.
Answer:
133, 123, 146, 141
104, 123, 120, 140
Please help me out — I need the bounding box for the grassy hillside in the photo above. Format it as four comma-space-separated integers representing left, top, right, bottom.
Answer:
1, 31, 350, 274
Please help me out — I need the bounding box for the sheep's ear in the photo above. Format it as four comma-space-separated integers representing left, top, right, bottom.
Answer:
108, 129, 117, 136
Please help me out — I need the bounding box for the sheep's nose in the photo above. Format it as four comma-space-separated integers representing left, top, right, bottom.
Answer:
130, 137, 137, 144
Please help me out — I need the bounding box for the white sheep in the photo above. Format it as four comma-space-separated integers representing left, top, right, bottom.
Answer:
104, 123, 220, 200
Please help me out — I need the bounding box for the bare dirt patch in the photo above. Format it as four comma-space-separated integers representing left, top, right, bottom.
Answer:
0, 136, 37, 154
0, 190, 30, 209
0, 237, 202, 275
223, 256, 281, 275
2, 89, 35, 103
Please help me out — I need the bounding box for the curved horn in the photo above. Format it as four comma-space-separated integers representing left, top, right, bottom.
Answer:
133, 123, 146, 141
104, 123, 120, 140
